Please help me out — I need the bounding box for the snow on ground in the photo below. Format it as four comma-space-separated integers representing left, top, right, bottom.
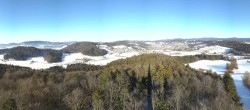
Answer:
0, 55, 57, 69
231, 59, 250, 110
189, 59, 250, 109
0, 45, 240, 71
198, 45, 231, 54
120, 52, 139, 57
87, 56, 122, 65
145, 42, 156, 45
53, 45, 68, 50
164, 51, 201, 56
233, 60, 250, 73
27, 57, 47, 63
61, 53, 105, 64
87, 52, 139, 65
233, 76, 250, 110
99, 45, 110, 50
113, 45, 127, 49
0, 55, 4, 60
232, 55, 246, 59
0, 60, 57, 69
62, 53, 84, 64
0, 51, 141, 69
189, 59, 250, 75
189, 60, 230, 74
162, 45, 230, 56
0, 45, 233, 69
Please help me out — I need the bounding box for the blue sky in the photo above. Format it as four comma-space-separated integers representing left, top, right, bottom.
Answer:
0, 0, 250, 43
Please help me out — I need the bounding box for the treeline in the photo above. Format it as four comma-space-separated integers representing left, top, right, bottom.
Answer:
175, 54, 228, 63
66, 63, 103, 72
208, 41, 250, 55
0, 42, 107, 63
0, 54, 242, 110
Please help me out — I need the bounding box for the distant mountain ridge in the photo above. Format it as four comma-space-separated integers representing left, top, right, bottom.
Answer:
1, 37, 250, 49
159, 37, 250, 42
0, 41, 75, 50
1, 38, 250, 63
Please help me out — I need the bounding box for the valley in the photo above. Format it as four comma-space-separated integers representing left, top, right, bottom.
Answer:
0, 39, 232, 69
0, 38, 250, 109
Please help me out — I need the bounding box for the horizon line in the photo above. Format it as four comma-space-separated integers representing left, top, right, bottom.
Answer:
0, 37, 249, 44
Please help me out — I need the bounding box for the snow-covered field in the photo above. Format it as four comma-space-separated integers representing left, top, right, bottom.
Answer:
27, 57, 47, 63
0, 50, 140, 69
87, 51, 139, 65
0, 55, 4, 60
189, 59, 250, 109
0, 45, 232, 69
198, 45, 231, 54
164, 51, 201, 56
0, 57, 58, 69
113, 45, 127, 49
61, 53, 104, 64
162, 45, 230, 56
189, 60, 230, 74
233, 60, 250, 73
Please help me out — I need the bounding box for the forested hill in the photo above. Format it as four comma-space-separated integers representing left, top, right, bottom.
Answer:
0, 54, 242, 110
0, 42, 107, 63
61, 42, 107, 56
0, 46, 62, 62
0, 46, 44, 60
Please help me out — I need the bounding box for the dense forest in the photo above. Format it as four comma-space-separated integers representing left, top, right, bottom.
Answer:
174, 54, 228, 63
0, 54, 242, 110
0, 42, 107, 63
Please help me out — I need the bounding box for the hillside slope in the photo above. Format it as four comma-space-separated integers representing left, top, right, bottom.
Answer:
62, 42, 108, 56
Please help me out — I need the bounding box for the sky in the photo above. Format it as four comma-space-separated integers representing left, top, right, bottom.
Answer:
0, 0, 250, 43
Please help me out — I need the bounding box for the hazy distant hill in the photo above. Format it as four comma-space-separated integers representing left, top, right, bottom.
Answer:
0, 41, 74, 50
189, 37, 250, 42
158, 37, 250, 42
